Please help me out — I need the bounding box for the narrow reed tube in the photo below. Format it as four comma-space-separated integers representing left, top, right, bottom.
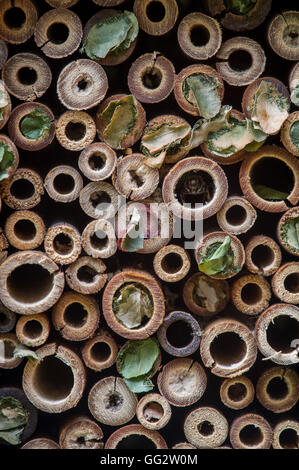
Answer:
44, 166, 83, 203
105, 424, 167, 449
231, 274, 271, 315
78, 143, 117, 181
277, 207, 299, 256
272, 420, 299, 449
245, 235, 282, 277
56, 111, 96, 151
216, 196, 257, 235
133, 0, 178, 36
229, 414, 273, 449
16, 313, 50, 347
59, 416, 104, 449
0, 0, 37, 44
153, 245, 190, 282
82, 219, 117, 259
184, 407, 228, 449
0, 168, 44, 210
81, 330, 118, 371
256, 366, 299, 413
220, 376, 255, 410
136, 393, 171, 430
271, 262, 299, 304
5, 210, 45, 250
65, 256, 107, 295
79, 181, 120, 219
44, 223, 81, 265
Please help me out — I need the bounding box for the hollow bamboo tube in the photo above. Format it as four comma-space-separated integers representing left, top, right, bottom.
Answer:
78, 142, 117, 182
272, 420, 299, 449
16, 313, 50, 348
245, 235, 282, 277
59, 416, 104, 449
268, 11, 299, 61
81, 219, 117, 259
271, 262, 299, 304
133, 0, 178, 36
229, 413, 273, 449
136, 393, 171, 430
65, 256, 107, 295
277, 207, 299, 257
184, 407, 228, 449
79, 181, 120, 219
81, 330, 118, 371
5, 210, 45, 250
22, 342, 86, 413
231, 274, 271, 315
256, 366, 299, 413
105, 424, 167, 449
0, 0, 38, 44
56, 111, 96, 151
220, 376, 255, 410
22, 438, 60, 449
216, 196, 257, 235
44, 166, 83, 203
44, 223, 81, 265
0, 168, 44, 210
0, 332, 23, 369
0, 302, 16, 333
153, 245, 190, 283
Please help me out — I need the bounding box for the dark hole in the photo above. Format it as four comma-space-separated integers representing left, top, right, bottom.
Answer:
146, 1, 165, 23
104, 391, 123, 411
116, 434, 156, 450
90, 342, 111, 362
129, 170, 144, 188
33, 356, 74, 401
53, 174, 75, 194
239, 425, 263, 447
10, 179, 34, 200
143, 402, 164, 422
17, 67, 37, 85
226, 205, 247, 226
161, 253, 183, 273
89, 152, 106, 171
197, 421, 214, 436
266, 377, 288, 400
241, 283, 262, 305
4, 7, 26, 29
190, 25, 210, 47
90, 191, 111, 209
53, 233, 73, 255
64, 302, 87, 328
266, 315, 299, 354
7, 264, 53, 303
210, 332, 247, 366
90, 230, 108, 251
65, 122, 86, 141
77, 265, 98, 284
251, 157, 294, 198
23, 320, 42, 339
47, 22, 69, 44
228, 50, 253, 71
3, 340, 15, 359
0, 312, 9, 327
77, 79, 87, 91
166, 320, 192, 348
77, 437, 85, 445
14, 219, 36, 241
142, 68, 162, 89
227, 383, 247, 402
279, 428, 299, 449
284, 273, 299, 293
251, 244, 274, 269
176, 170, 215, 207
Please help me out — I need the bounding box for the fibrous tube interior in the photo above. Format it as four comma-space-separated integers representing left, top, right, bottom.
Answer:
63, 302, 88, 328
23, 320, 43, 339
116, 434, 157, 449
266, 315, 299, 354
225, 205, 247, 226
239, 425, 263, 447
14, 219, 36, 240
32, 356, 74, 401
210, 332, 247, 366
90, 230, 108, 250
161, 253, 183, 273
53, 174, 75, 194
241, 283, 262, 305
53, 233, 74, 255
251, 244, 274, 269
90, 341, 111, 362
166, 320, 193, 348
176, 171, 215, 208
7, 264, 53, 303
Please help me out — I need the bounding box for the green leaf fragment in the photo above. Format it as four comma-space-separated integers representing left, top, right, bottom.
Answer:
121, 207, 144, 252
290, 85, 299, 106
83, 11, 138, 60
225, 0, 257, 15
289, 121, 299, 151
0, 89, 9, 122
141, 122, 191, 157
124, 376, 154, 393
198, 236, 235, 276
253, 184, 289, 201
0, 142, 15, 182
113, 283, 153, 329
282, 217, 299, 251
183, 74, 222, 119
0, 397, 29, 445
13, 344, 40, 360
20, 108, 51, 140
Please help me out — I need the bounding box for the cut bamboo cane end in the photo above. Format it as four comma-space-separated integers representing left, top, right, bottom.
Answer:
200, 318, 257, 378
184, 407, 228, 449
216, 196, 257, 235
0, 168, 44, 210
231, 274, 271, 315
280, 111, 299, 157
256, 366, 299, 413
0, 81, 11, 130
44, 223, 81, 265
80, 181, 120, 219
0, 0, 38, 44
230, 413, 273, 449
220, 376, 255, 410
79, 143, 117, 182
157, 358, 207, 407
22, 342, 86, 413
133, 0, 178, 36
88, 376, 137, 426
16, 313, 50, 347
5, 210, 45, 250
154, 245, 190, 283
272, 420, 299, 449
268, 11, 299, 61
136, 393, 171, 430
2, 53, 52, 101
254, 303, 299, 365
105, 424, 167, 449
277, 207, 299, 257
0, 301, 16, 333
22, 438, 60, 449
245, 235, 282, 277
0, 332, 23, 369
66, 256, 108, 295
0, 250, 65, 315
271, 262, 299, 304
44, 166, 83, 203
52, 291, 100, 342
0, 134, 19, 180
59, 416, 104, 449
81, 331, 118, 371
56, 111, 96, 151
82, 219, 117, 259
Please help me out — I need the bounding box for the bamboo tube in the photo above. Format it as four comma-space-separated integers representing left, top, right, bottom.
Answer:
46, 0, 79, 6
245, 235, 282, 277
216, 196, 257, 235
157, 358, 207, 407
153, 245, 190, 283
277, 207, 299, 257
0, 135, 19, 180
136, 393, 171, 430
0, 0, 37, 44
82, 219, 117, 259
272, 420, 299, 449
105, 424, 167, 449
57, 59, 108, 110
56, 111, 96, 151
44, 223, 81, 265
0, 302, 16, 333
44, 166, 83, 203
256, 366, 299, 413
22, 342, 86, 413
59, 416, 104, 449
2, 53, 52, 101
79, 181, 120, 219
157, 311, 202, 357
52, 291, 100, 342
174, 65, 224, 116
178, 12, 221, 61
128, 53, 175, 104
184, 407, 228, 449
78, 142, 117, 182
133, 0, 178, 36
35, 9, 82, 59
271, 262, 299, 304
4, 210, 45, 250
200, 318, 257, 378
102, 269, 165, 339
8, 102, 55, 151
22, 438, 60, 449
0, 40, 8, 70
183, 272, 230, 317
231, 274, 271, 315
0, 168, 44, 210
0, 81, 11, 130
88, 376, 137, 426
162, 157, 228, 221
254, 303, 299, 365
216, 37, 265, 86
229, 414, 273, 449
280, 111, 299, 157
16, 313, 50, 348
81, 330, 118, 371
66, 256, 108, 295
0, 332, 23, 369
220, 376, 255, 410
268, 11, 299, 61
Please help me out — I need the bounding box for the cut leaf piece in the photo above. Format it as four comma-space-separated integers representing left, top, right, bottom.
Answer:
117, 338, 159, 379
282, 217, 299, 251
253, 184, 289, 201
291, 85, 299, 106
0, 142, 15, 182
183, 73, 222, 119
141, 122, 191, 157
113, 283, 153, 329
101, 95, 138, 149
290, 121, 299, 151
20, 108, 51, 140
124, 376, 154, 393
13, 344, 39, 360
225, 0, 257, 15
0, 89, 9, 121
198, 236, 235, 276
120, 207, 144, 252
188, 105, 232, 149
0, 397, 28, 445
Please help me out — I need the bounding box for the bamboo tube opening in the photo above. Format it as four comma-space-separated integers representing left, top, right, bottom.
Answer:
45, 224, 81, 265
24, 320, 42, 339
284, 272, 299, 293
266, 376, 288, 401
47, 23, 69, 45
33, 356, 74, 401
267, 315, 299, 355
133, 0, 178, 36
227, 383, 246, 401
136, 393, 171, 430
1, 169, 44, 210
65, 122, 86, 141
226, 205, 246, 225
166, 320, 192, 348
4, 7, 26, 30
59, 417, 104, 449
146, 2, 165, 23
18, 67, 37, 85
82, 220, 117, 259
256, 367, 299, 413
239, 425, 263, 447
183, 273, 229, 317
56, 111, 96, 151
184, 407, 228, 449
15, 220, 35, 240
80, 181, 119, 219
66, 256, 107, 295
279, 428, 298, 449
90, 341, 111, 363
158, 311, 201, 357
228, 50, 252, 71
22, 438, 60, 449
251, 244, 274, 269
241, 283, 262, 305
220, 376, 255, 410
272, 263, 299, 303
231, 273, 272, 315
82, 332, 117, 371
190, 25, 210, 46
230, 414, 273, 449
142, 68, 162, 89
64, 303, 87, 329
105, 424, 167, 449
45, 166, 83, 203
10, 179, 34, 199
78, 266, 97, 283
250, 157, 294, 199
54, 174, 75, 194
217, 197, 257, 234
17, 313, 50, 347
0, 1, 37, 45
210, 332, 247, 367
154, 245, 190, 283
7, 264, 53, 303
245, 235, 282, 277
